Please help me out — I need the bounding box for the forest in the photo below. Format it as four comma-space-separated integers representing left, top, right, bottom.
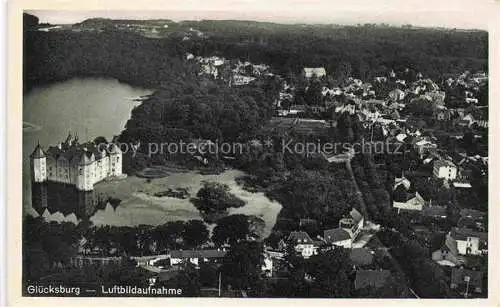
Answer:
24, 13, 488, 93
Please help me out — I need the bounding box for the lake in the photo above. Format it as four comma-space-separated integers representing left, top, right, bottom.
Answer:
23, 77, 282, 236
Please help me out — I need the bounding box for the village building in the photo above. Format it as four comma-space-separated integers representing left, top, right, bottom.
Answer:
287, 231, 318, 258
302, 67, 326, 79
414, 139, 438, 158
323, 228, 352, 249
393, 192, 425, 213
168, 249, 227, 267
354, 270, 391, 291
450, 268, 484, 296
433, 159, 458, 180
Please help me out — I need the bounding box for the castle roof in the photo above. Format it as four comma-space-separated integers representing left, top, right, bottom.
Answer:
43, 140, 117, 165
30, 143, 46, 159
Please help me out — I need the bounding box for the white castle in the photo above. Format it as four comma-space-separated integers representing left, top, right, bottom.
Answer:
30, 133, 123, 191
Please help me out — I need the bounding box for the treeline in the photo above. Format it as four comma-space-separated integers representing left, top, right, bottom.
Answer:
23, 14, 193, 92
24, 13, 488, 94
117, 77, 277, 145
184, 20, 488, 81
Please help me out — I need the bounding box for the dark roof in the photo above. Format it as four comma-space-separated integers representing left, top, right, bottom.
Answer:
350, 208, 363, 223
460, 209, 486, 221
450, 227, 487, 242
287, 231, 314, 244
324, 228, 351, 243
451, 268, 483, 289
421, 206, 447, 218
170, 249, 227, 259
355, 270, 391, 290
30, 143, 46, 158
350, 248, 374, 266
434, 159, 457, 169
44, 140, 119, 165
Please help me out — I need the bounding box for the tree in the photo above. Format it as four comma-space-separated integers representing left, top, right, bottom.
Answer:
153, 221, 185, 250
304, 80, 323, 106
212, 214, 251, 245
305, 249, 354, 297
192, 182, 246, 216
182, 220, 209, 248
220, 241, 264, 292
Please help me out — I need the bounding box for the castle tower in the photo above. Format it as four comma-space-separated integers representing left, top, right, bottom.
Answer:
108, 143, 122, 176
30, 142, 47, 183
76, 150, 96, 191
30, 142, 48, 213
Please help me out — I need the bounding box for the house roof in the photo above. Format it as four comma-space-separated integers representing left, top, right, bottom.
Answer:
288, 231, 314, 244
170, 249, 227, 259
450, 227, 487, 242
350, 248, 374, 266
355, 270, 391, 290
452, 182, 472, 188
451, 268, 483, 289
324, 228, 351, 243
434, 159, 457, 169
350, 208, 363, 223
421, 206, 447, 218
460, 209, 486, 221
394, 177, 411, 190
30, 143, 46, 159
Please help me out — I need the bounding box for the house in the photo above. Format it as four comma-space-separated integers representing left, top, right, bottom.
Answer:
421, 206, 447, 220
354, 270, 391, 290
338, 208, 364, 241
432, 234, 465, 267
414, 139, 438, 158
287, 231, 318, 258
169, 249, 227, 266
350, 248, 374, 267
323, 228, 352, 248
450, 268, 484, 296
447, 227, 487, 256
393, 176, 411, 190
302, 67, 326, 79
458, 209, 486, 231
261, 252, 274, 277
232, 74, 256, 86
388, 89, 405, 101
434, 108, 451, 121
433, 159, 458, 180
393, 191, 425, 213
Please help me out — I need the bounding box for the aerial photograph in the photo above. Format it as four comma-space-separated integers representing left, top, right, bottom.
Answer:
22, 7, 488, 298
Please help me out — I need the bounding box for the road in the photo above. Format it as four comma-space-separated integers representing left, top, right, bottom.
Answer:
345, 159, 419, 298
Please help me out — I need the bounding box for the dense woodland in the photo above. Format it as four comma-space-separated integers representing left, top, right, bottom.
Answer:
23, 13, 489, 297
24, 14, 487, 92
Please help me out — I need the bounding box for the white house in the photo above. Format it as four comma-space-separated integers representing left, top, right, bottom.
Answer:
169, 249, 227, 267
433, 159, 458, 180
303, 67, 326, 79
448, 227, 487, 256
287, 231, 318, 258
